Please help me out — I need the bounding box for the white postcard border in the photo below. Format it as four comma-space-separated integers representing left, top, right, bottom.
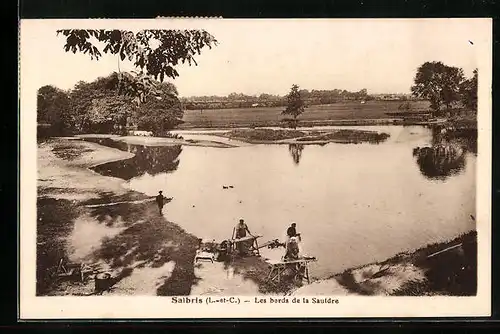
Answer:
19, 18, 492, 319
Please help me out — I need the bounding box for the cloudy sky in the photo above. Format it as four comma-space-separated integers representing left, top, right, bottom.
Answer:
21, 19, 488, 97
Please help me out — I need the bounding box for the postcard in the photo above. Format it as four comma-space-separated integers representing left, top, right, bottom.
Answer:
19, 18, 491, 319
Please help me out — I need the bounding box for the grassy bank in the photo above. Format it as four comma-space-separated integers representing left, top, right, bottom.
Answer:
226, 129, 306, 141
180, 101, 431, 129
223, 128, 390, 144
294, 231, 477, 296
179, 101, 481, 131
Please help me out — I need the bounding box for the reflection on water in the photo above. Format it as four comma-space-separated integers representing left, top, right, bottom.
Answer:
87, 126, 476, 278
84, 138, 182, 180
83, 137, 129, 151
412, 125, 477, 181
437, 126, 478, 155
413, 145, 466, 180
288, 144, 305, 165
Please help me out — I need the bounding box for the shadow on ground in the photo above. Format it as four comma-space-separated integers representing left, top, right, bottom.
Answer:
36, 197, 80, 295
219, 254, 303, 294
83, 198, 201, 296
81, 191, 151, 207
51, 141, 95, 161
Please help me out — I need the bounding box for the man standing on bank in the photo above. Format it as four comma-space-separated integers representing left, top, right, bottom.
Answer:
233, 219, 252, 239
232, 219, 253, 256
286, 222, 301, 241
156, 191, 166, 214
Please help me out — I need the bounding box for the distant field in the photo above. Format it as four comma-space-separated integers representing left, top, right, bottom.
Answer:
180, 100, 430, 129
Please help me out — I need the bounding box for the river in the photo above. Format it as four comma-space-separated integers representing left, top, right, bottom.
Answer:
86, 125, 476, 278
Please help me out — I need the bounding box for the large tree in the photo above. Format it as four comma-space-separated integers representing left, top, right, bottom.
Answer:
459, 69, 478, 111
282, 84, 305, 127
68, 73, 124, 133
133, 82, 184, 136
37, 85, 72, 135
57, 29, 217, 103
87, 95, 135, 134
63, 72, 184, 135
411, 61, 465, 115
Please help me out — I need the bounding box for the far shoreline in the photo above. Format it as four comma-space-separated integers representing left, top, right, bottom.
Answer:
177, 117, 449, 130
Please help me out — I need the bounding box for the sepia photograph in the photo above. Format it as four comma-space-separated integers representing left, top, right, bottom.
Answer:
19, 18, 491, 318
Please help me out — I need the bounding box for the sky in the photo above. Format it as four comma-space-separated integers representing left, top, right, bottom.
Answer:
21, 19, 488, 97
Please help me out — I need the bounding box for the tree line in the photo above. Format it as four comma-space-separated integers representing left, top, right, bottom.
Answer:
282, 61, 478, 126
37, 72, 184, 136
180, 88, 374, 110
411, 61, 478, 116
38, 28, 218, 137
39, 28, 478, 137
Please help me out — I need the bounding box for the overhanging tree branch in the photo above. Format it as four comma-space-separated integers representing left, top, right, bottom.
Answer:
57, 29, 218, 103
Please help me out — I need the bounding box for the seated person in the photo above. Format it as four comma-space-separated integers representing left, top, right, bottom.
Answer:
286, 222, 301, 241
284, 236, 300, 261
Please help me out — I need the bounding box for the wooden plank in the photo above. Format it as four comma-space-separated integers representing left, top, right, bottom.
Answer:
231, 235, 263, 243
427, 243, 462, 259
269, 258, 317, 266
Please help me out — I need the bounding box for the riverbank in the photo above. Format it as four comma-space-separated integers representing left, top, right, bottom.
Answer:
37, 137, 477, 296
37, 138, 288, 296
75, 128, 392, 147
293, 231, 476, 296
221, 128, 390, 144
75, 134, 237, 148
37, 139, 203, 295
179, 117, 447, 130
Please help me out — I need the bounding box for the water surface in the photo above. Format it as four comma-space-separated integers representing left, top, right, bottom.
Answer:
87, 125, 476, 278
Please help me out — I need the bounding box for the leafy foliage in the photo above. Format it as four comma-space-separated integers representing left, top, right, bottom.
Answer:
57, 29, 217, 102
181, 88, 372, 110
87, 95, 135, 134
37, 85, 73, 135
411, 62, 465, 115
282, 84, 306, 120
459, 69, 478, 111
133, 82, 184, 136
39, 72, 184, 136
68, 73, 125, 133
